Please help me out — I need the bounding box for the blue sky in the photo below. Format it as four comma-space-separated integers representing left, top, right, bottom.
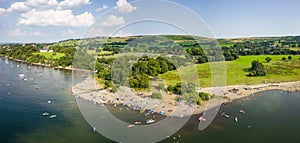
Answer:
0, 0, 300, 43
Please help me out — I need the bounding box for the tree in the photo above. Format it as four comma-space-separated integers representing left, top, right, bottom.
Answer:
282, 57, 287, 61
167, 85, 174, 93
104, 80, 112, 88
265, 57, 272, 63
111, 86, 117, 93
288, 55, 292, 60
248, 60, 266, 76
151, 92, 163, 99
199, 92, 210, 101
157, 83, 165, 91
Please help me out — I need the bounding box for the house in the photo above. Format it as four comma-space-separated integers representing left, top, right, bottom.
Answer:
40, 50, 48, 52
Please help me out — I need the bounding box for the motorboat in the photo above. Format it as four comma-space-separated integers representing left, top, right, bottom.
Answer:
49, 115, 57, 119
234, 117, 238, 122
146, 119, 155, 124
134, 121, 142, 125
239, 110, 245, 114
224, 114, 230, 118
127, 124, 135, 128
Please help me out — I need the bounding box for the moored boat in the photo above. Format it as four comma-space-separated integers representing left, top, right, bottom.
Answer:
146, 119, 155, 124
239, 109, 245, 114
49, 115, 57, 119
234, 117, 238, 122
127, 124, 135, 128
134, 121, 142, 125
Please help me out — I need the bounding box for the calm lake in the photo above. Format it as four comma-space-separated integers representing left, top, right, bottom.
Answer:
1, 58, 300, 143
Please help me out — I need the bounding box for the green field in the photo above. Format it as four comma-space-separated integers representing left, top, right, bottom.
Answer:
160, 55, 300, 87
32, 52, 65, 59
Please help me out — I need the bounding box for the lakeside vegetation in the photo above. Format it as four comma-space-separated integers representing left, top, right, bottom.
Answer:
1, 35, 300, 104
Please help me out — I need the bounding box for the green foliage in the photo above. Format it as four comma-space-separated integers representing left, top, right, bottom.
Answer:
129, 74, 150, 89
265, 57, 272, 63
73, 48, 94, 70
199, 92, 210, 101
167, 82, 200, 104
248, 60, 266, 76
288, 55, 292, 60
151, 92, 163, 99
157, 83, 165, 91
111, 86, 117, 93
104, 80, 112, 88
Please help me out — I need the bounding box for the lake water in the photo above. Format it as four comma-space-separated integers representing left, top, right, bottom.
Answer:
1, 58, 300, 143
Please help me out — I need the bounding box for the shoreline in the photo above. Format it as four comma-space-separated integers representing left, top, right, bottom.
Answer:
1, 56, 91, 72
72, 77, 300, 117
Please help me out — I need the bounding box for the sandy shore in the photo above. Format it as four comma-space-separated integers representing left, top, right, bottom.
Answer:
72, 77, 300, 117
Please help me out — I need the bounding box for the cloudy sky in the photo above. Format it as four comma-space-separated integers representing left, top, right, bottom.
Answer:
0, 0, 300, 43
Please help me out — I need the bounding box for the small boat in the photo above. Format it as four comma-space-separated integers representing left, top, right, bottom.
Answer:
93, 127, 96, 132
127, 124, 135, 128
42, 112, 49, 116
48, 100, 52, 104
134, 121, 142, 125
49, 115, 57, 119
239, 110, 245, 114
224, 114, 230, 118
19, 74, 25, 77
146, 119, 155, 124
234, 117, 238, 122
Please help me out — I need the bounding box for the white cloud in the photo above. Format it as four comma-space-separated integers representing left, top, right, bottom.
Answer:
96, 5, 108, 12
0, 8, 5, 14
6, 0, 91, 12
26, 0, 58, 9
58, 0, 91, 9
18, 9, 94, 27
7, 2, 30, 13
115, 0, 137, 13
62, 29, 76, 36
100, 15, 125, 27
8, 28, 43, 36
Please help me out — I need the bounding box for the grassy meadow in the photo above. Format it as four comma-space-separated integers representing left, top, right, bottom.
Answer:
160, 55, 300, 87
32, 52, 65, 59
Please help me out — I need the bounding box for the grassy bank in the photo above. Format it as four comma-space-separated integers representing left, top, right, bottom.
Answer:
32, 52, 65, 59
161, 55, 300, 87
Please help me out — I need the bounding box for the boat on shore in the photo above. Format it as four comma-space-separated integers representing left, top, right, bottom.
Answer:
146, 119, 155, 124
